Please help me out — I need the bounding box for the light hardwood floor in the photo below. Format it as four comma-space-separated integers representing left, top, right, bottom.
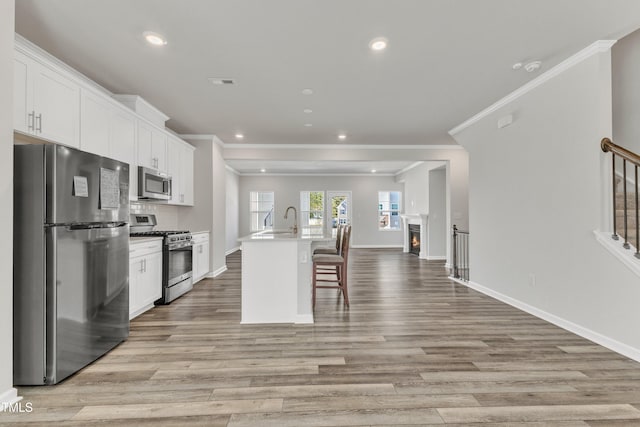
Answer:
5, 249, 640, 426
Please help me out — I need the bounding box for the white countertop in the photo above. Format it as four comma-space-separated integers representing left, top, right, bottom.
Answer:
239, 230, 334, 242
192, 230, 210, 235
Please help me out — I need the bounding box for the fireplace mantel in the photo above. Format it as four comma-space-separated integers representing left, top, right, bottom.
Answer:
400, 214, 428, 259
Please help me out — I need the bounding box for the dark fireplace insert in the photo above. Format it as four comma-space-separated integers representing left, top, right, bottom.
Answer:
409, 224, 420, 255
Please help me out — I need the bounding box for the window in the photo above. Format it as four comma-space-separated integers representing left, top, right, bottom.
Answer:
250, 191, 274, 232
300, 191, 324, 236
378, 191, 402, 230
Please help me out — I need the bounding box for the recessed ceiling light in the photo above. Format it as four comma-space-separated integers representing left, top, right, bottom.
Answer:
260, 168, 266, 173
143, 31, 167, 46
524, 61, 542, 73
304, 123, 313, 127
338, 134, 347, 140
235, 133, 244, 140
208, 77, 235, 85
302, 88, 313, 95
371, 169, 377, 173
303, 109, 313, 114
512, 62, 523, 70
369, 37, 388, 51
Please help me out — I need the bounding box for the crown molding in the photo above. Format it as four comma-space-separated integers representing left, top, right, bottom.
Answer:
395, 161, 425, 176
225, 164, 240, 175
239, 172, 395, 177
179, 134, 225, 147
222, 143, 463, 150
449, 39, 617, 136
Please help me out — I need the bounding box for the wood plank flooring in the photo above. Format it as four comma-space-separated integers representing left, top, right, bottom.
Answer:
5, 249, 640, 426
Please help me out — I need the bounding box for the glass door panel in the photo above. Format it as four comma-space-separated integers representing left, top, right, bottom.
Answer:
327, 191, 352, 237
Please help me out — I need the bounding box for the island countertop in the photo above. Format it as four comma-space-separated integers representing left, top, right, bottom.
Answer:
238, 229, 334, 242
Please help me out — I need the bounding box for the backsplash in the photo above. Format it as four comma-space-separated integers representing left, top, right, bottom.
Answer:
130, 202, 180, 230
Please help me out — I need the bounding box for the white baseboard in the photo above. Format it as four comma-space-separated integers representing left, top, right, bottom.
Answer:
449, 276, 640, 363
295, 314, 314, 324
444, 263, 452, 269
425, 256, 446, 261
351, 244, 403, 249
225, 246, 241, 256
212, 265, 227, 277
0, 388, 21, 405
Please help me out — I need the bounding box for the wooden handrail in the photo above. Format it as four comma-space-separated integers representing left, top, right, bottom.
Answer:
601, 137, 640, 258
601, 138, 640, 168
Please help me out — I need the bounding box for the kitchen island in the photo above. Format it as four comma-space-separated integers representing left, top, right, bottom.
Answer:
238, 230, 333, 324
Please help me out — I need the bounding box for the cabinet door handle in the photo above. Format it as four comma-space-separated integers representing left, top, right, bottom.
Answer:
180, 194, 184, 203
143, 259, 147, 272
28, 111, 35, 131
139, 259, 144, 273
35, 114, 42, 133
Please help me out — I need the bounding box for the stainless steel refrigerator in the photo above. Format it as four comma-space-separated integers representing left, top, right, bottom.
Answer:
14, 144, 130, 385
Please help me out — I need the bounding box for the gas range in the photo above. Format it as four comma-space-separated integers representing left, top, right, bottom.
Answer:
129, 230, 192, 246
129, 214, 193, 304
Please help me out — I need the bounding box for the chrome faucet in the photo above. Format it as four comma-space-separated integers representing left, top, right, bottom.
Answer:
284, 206, 298, 234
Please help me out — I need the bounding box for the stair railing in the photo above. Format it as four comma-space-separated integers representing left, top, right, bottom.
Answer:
601, 137, 640, 258
452, 225, 470, 281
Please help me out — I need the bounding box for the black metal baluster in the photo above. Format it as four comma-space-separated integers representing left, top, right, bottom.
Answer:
612, 153, 618, 240
452, 225, 458, 279
636, 165, 640, 258
624, 159, 630, 249
466, 234, 469, 281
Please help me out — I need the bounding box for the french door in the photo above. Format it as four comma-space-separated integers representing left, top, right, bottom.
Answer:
326, 191, 352, 237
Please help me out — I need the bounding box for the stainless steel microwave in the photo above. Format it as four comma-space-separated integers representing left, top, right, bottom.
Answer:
138, 166, 171, 200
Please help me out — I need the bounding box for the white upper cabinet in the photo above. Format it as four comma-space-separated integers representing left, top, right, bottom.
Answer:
166, 136, 181, 205
80, 90, 111, 158
166, 136, 194, 206
14, 50, 80, 147
13, 36, 196, 207
80, 89, 138, 200
137, 121, 167, 173
181, 144, 194, 205
109, 109, 137, 201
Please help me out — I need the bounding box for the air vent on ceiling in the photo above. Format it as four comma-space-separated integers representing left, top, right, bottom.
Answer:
208, 77, 236, 85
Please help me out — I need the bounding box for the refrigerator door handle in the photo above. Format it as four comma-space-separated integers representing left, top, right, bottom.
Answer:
64, 222, 128, 231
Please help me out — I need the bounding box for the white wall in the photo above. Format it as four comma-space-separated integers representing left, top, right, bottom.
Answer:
224, 145, 469, 231
238, 175, 404, 247
210, 139, 227, 273
396, 161, 448, 258
399, 162, 431, 215
453, 46, 640, 358
428, 167, 447, 258
1, 0, 16, 404
613, 27, 640, 150
179, 136, 227, 275
225, 168, 239, 253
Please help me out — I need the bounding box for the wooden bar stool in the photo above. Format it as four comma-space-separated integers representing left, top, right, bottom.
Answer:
312, 225, 351, 308
313, 224, 343, 256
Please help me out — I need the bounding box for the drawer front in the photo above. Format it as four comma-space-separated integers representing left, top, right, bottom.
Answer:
130, 240, 163, 258
191, 232, 209, 245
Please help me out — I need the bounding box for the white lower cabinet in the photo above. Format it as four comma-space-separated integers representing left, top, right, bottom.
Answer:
192, 232, 210, 284
129, 239, 163, 319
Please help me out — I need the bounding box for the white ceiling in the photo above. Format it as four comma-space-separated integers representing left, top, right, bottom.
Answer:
14, 0, 640, 151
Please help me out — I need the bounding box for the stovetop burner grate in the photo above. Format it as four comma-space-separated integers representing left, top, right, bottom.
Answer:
130, 230, 190, 237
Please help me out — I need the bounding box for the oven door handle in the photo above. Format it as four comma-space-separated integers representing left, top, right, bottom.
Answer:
167, 242, 194, 251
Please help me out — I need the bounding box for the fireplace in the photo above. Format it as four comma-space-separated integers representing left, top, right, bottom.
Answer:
408, 224, 420, 255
